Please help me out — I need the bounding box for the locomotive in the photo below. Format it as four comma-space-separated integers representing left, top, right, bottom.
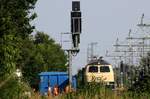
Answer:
84, 57, 115, 88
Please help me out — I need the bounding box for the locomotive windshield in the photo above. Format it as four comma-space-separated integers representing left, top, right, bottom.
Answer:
100, 66, 110, 72
88, 66, 98, 72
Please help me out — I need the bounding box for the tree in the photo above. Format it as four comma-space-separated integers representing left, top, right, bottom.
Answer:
0, 0, 37, 76
34, 32, 67, 71
129, 52, 150, 93
0, 0, 37, 98
0, 0, 37, 37
0, 0, 68, 97
22, 32, 67, 89
0, 35, 21, 78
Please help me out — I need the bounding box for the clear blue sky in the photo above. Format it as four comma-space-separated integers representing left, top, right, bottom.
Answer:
33, 0, 150, 74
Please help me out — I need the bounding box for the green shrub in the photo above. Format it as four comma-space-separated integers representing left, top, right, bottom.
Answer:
0, 77, 31, 99
129, 75, 150, 93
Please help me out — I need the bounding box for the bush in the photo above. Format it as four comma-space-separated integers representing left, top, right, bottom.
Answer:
0, 76, 31, 99
129, 74, 150, 93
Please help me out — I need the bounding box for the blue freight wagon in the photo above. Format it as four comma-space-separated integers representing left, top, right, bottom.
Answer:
39, 72, 77, 95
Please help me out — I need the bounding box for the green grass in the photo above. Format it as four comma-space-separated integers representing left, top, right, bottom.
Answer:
32, 83, 150, 99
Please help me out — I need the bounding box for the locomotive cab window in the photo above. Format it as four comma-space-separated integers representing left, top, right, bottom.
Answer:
88, 66, 98, 72
100, 66, 110, 72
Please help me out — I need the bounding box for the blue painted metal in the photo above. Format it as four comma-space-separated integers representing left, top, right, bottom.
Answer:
39, 72, 76, 95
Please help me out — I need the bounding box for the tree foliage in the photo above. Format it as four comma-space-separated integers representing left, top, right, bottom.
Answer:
22, 32, 67, 88
0, 0, 37, 98
130, 52, 150, 93
0, 0, 37, 76
0, 76, 31, 99
0, 35, 21, 78
0, 0, 37, 37
0, 0, 67, 98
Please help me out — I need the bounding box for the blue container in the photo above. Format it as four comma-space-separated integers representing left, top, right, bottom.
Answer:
39, 72, 76, 95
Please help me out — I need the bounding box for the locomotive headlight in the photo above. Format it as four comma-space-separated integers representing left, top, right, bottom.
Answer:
106, 82, 109, 85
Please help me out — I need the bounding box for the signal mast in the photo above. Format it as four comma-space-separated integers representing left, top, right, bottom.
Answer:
66, 1, 82, 89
